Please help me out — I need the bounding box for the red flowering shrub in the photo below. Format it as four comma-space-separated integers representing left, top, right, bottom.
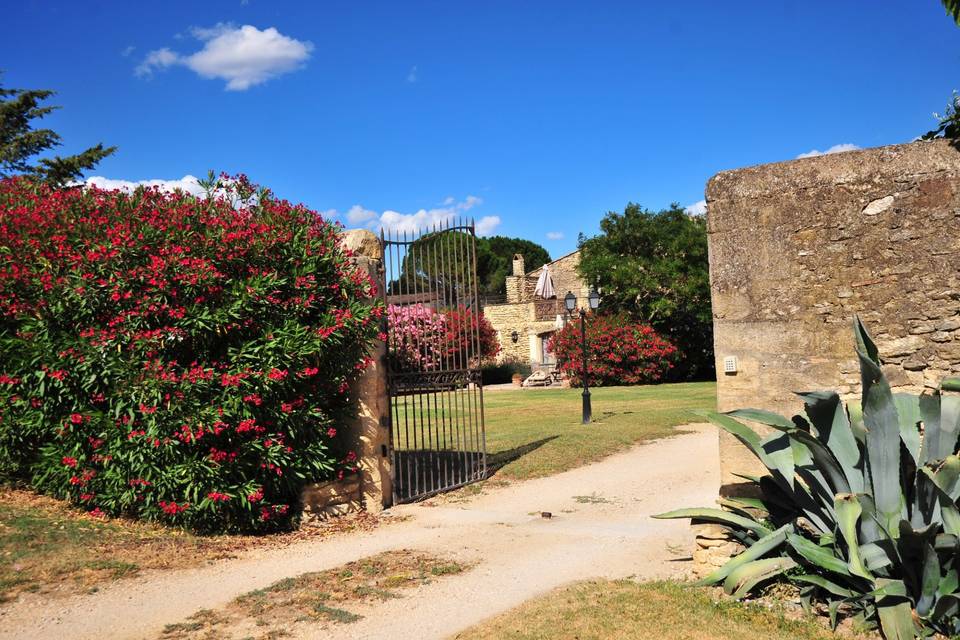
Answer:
387, 303, 499, 372
548, 313, 677, 386
0, 175, 381, 532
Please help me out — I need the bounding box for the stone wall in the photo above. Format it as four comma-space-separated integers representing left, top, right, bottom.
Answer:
300, 229, 392, 522
484, 302, 559, 365
707, 139, 960, 492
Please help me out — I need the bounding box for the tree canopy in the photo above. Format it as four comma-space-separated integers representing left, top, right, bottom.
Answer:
0, 77, 115, 186
923, 2, 960, 141
577, 202, 713, 380
475, 236, 551, 296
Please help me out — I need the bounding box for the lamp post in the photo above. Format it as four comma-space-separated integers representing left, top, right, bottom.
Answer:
564, 288, 600, 424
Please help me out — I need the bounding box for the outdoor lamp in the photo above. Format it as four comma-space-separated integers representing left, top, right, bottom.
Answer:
564, 291, 577, 313
588, 288, 600, 311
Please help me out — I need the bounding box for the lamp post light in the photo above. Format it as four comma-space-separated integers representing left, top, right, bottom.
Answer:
564, 288, 600, 424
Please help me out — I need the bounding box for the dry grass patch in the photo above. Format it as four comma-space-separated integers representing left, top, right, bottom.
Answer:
0, 488, 381, 604
454, 580, 877, 640
160, 550, 469, 639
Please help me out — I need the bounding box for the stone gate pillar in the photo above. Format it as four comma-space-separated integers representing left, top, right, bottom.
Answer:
301, 229, 392, 522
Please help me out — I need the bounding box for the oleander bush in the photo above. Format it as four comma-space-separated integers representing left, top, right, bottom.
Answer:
548, 313, 676, 386
657, 318, 960, 639
0, 174, 382, 533
386, 302, 498, 373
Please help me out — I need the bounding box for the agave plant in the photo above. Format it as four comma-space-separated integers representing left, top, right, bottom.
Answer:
656, 318, 960, 639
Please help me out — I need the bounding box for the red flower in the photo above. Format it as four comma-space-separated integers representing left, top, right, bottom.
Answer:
70, 413, 83, 424
62, 456, 78, 468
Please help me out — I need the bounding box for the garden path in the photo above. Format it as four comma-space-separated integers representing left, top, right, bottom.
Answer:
1, 423, 719, 640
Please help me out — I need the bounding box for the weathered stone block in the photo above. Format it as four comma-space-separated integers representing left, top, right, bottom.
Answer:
708, 139, 960, 493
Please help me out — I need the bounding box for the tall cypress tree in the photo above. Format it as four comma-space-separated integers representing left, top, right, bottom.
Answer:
0, 76, 115, 186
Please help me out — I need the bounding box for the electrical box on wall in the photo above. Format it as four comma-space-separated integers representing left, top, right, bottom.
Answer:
723, 355, 738, 375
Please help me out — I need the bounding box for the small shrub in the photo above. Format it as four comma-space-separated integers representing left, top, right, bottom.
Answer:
548, 313, 676, 386
657, 317, 960, 639
480, 359, 532, 385
0, 174, 381, 532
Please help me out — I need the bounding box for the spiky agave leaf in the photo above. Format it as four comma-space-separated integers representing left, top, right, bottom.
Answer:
658, 317, 960, 638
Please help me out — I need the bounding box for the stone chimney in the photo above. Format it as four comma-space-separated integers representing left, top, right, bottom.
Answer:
512, 253, 525, 277
506, 253, 526, 303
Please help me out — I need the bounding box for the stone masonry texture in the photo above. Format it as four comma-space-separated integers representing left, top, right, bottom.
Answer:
707, 139, 960, 492
486, 250, 590, 366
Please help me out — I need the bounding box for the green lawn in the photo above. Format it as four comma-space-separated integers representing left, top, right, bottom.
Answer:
482, 382, 716, 480
454, 580, 870, 640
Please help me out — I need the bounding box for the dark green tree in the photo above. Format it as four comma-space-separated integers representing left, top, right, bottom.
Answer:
1, 77, 115, 186
389, 231, 551, 301
475, 236, 551, 296
577, 203, 713, 380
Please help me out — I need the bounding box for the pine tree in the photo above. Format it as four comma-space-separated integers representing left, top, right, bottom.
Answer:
0, 76, 115, 186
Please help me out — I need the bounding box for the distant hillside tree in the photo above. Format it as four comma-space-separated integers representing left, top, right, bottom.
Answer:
391, 232, 551, 299
577, 203, 713, 380
1, 77, 115, 186
475, 236, 551, 296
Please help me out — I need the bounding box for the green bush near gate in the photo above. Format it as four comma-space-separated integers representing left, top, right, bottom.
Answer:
0, 175, 381, 534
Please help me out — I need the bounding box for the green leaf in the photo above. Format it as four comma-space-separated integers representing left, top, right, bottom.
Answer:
854, 317, 904, 534
893, 393, 922, 466
874, 578, 916, 640
727, 408, 794, 430
786, 532, 852, 577
798, 390, 863, 493
793, 574, 855, 598
835, 493, 873, 581
788, 428, 850, 495
703, 412, 763, 458
917, 542, 940, 616
651, 507, 773, 538
761, 432, 795, 491
698, 524, 792, 585
722, 556, 798, 599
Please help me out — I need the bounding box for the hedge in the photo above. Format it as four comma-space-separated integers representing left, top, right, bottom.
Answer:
0, 174, 381, 532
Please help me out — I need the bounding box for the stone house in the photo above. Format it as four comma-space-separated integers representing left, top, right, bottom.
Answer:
483, 250, 590, 370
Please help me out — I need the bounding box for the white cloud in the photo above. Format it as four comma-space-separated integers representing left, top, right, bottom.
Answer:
84, 175, 205, 196
135, 48, 179, 76
546, 231, 564, 240
345, 205, 378, 226
136, 24, 313, 90
684, 200, 707, 216
796, 143, 861, 159
407, 65, 418, 83
328, 196, 501, 237
121, 45, 136, 57
474, 216, 501, 236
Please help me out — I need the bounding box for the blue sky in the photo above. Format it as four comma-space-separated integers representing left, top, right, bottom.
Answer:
4, 1, 959, 256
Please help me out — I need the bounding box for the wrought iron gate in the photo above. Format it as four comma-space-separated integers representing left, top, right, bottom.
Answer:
381, 219, 487, 504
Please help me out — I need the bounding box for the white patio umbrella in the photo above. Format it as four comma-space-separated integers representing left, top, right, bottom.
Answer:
534, 264, 555, 299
